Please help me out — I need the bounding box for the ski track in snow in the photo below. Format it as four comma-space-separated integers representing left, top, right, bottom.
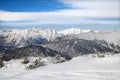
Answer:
1, 70, 120, 80
0, 54, 120, 80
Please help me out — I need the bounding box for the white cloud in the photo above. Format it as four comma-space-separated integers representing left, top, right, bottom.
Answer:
0, 0, 119, 25
0, 9, 119, 21
60, 0, 120, 9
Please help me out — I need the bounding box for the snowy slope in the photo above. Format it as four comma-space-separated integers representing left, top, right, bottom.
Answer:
0, 54, 120, 80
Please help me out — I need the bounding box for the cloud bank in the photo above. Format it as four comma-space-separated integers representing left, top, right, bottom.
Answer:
0, 0, 120, 26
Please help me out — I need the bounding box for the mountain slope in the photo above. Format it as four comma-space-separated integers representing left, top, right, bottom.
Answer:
0, 28, 59, 48
0, 28, 120, 53
2, 45, 60, 61
42, 39, 119, 57
56, 30, 120, 45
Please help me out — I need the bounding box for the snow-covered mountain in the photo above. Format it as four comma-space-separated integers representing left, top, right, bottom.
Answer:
1, 28, 59, 41
42, 39, 120, 57
58, 28, 98, 35
0, 28, 120, 51
0, 28, 120, 80
56, 30, 120, 45
0, 28, 59, 47
0, 28, 95, 47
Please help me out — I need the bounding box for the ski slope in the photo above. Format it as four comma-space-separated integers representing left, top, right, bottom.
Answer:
0, 54, 120, 80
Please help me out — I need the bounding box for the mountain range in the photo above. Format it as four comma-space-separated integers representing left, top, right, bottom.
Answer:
0, 28, 120, 59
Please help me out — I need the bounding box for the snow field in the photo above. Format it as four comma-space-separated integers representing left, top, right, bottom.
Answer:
0, 54, 120, 80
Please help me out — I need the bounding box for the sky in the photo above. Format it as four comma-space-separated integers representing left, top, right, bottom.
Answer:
0, 0, 120, 30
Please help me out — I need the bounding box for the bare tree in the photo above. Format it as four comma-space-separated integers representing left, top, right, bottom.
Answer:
0, 54, 4, 68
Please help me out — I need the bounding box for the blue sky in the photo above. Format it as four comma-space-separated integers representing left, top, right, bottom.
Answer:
0, 0, 120, 30
0, 0, 70, 12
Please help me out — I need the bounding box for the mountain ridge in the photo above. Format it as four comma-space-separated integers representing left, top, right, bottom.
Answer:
0, 28, 120, 53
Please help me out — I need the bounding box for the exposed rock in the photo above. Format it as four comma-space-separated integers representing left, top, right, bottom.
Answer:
97, 53, 105, 58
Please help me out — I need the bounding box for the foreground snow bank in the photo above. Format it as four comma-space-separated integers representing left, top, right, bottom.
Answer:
0, 54, 120, 80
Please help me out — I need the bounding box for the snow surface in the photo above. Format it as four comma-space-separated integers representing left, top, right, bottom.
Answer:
0, 54, 120, 80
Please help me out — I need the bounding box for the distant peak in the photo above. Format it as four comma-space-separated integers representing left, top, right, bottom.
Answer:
58, 28, 97, 35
